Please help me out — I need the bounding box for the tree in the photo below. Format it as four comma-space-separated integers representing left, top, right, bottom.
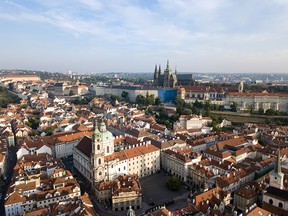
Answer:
136, 95, 146, 106
258, 108, 264, 115
174, 96, 185, 106
45, 126, 54, 136
184, 102, 193, 109
266, 109, 279, 116
146, 94, 155, 106
230, 102, 237, 112
192, 107, 200, 115
183, 108, 192, 115
121, 91, 129, 102
146, 107, 153, 115
204, 108, 211, 117
176, 106, 185, 115
218, 105, 224, 111
155, 97, 163, 106
26, 118, 40, 130
171, 113, 179, 122
158, 108, 169, 119
166, 176, 182, 191
204, 101, 211, 110
193, 100, 204, 109
110, 95, 121, 106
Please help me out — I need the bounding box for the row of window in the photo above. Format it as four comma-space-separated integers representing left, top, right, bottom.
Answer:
269, 199, 283, 208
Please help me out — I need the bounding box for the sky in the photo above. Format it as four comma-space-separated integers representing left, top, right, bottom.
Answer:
0, 0, 288, 73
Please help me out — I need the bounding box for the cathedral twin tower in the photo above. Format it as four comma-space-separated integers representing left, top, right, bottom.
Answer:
154, 60, 177, 88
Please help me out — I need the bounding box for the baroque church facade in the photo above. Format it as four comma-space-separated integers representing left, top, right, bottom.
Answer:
154, 60, 178, 88
73, 120, 161, 188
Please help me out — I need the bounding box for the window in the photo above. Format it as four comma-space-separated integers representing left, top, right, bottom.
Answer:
269, 199, 273, 205
107, 146, 109, 153
279, 202, 283, 208
97, 145, 100, 150
98, 158, 101, 165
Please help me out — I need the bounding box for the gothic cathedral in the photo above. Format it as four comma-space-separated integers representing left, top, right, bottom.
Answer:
154, 60, 177, 88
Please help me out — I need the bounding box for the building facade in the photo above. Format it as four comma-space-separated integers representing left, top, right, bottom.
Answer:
73, 121, 160, 186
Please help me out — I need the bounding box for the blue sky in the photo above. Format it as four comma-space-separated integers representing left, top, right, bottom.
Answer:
0, 0, 288, 73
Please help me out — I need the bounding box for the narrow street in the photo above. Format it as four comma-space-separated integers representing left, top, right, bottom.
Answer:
0, 145, 17, 215
61, 157, 118, 216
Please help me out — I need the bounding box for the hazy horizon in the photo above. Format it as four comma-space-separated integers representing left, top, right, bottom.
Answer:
1, 0, 288, 73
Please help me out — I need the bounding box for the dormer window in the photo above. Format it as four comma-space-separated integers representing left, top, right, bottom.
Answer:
45, 193, 52, 199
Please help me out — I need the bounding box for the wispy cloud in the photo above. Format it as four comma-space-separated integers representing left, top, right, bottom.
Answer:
0, 0, 288, 72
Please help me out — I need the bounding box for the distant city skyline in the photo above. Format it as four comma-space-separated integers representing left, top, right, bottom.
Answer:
1, 0, 288, 73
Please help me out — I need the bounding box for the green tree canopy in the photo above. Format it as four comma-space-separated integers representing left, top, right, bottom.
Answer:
45, 126, 54, 136
174, 96, 185, 106
136, 95, 146, 106
121, 91, 129, 102
155, 96, 163, 106
166, 176, 182, 191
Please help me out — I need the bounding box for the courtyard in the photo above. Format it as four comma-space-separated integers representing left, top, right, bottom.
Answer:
138, 171, 190, 214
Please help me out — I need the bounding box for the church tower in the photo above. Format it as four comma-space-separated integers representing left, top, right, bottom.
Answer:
91, 120, 105, 183
153, 64, 158, 86
91, 119, 115, 183
163, 60, 172, 88
269, 149, 284, 189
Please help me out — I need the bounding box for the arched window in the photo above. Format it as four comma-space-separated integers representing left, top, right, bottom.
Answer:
279, 202, 283, 208
107, 146, 109, 153
269, 199, 273, 205
97, 145, 100, 150
98, 158, 101, 165
99, 172, 102, 176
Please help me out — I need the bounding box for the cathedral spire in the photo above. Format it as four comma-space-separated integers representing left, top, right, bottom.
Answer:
158, 65, 161, 75
166, 59, 170, 70
154, 64, 158, 74
154, 64, 159, 86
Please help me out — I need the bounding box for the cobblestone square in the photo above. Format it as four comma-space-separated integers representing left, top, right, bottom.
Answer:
138, 171, 190, 214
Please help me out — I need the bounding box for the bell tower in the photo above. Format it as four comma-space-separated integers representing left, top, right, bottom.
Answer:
269, 149, 284, 189
91, 120, 105, 183
163, 60, 172, 88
